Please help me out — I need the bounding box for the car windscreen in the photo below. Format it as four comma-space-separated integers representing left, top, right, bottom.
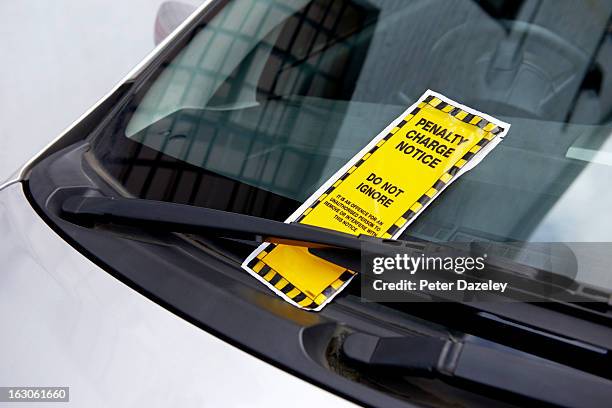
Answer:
92, 0, 612, 292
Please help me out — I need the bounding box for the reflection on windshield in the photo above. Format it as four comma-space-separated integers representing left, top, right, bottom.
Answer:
95, 0, 612, 290
126, 0, 382, 202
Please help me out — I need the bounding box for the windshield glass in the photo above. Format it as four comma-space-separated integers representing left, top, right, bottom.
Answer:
93, 0, 612, 291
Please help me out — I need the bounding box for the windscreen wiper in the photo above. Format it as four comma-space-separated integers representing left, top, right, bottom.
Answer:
342, 332, 612, 408
61, 194, 612, 353
61, 195, 370, 251
60, 195, 612, 404
60, 195, 463, 269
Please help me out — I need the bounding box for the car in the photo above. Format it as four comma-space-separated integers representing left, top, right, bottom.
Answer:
2, 0, 612, 406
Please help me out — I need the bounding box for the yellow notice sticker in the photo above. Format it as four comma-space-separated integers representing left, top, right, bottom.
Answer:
242, 90, 510, 311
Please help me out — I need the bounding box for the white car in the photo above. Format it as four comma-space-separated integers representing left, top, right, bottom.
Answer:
2, 0, 612, 407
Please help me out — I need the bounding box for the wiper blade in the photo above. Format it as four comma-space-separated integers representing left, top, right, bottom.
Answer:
343, 332, 612, 408
61, 195, 371, 250
61, 195, 612, 353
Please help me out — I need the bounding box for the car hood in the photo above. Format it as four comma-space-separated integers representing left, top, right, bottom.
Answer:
0, 182, 354, 408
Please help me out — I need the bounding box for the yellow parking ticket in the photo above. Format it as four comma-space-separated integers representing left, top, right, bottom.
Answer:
242, 90, 510, 311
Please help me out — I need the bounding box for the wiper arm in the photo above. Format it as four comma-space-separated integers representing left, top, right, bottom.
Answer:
61, 195, 372, 251
343, 332, 612, 408
313, 245, 612, 353
61, 195, 612, 404
61, 195, 612, 353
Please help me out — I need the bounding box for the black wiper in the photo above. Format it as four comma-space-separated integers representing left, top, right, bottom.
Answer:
60, 195, 476, 267
314, 245, 612, 357
61, 195, 612, 353
342, 332, 612, 408
59, 194, 612, 400
61, 195, 369, 251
